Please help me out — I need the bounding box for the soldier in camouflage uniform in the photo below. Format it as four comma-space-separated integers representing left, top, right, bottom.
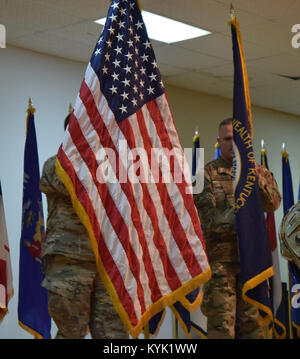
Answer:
194, 118, 281, 339
40, 115, 127, 339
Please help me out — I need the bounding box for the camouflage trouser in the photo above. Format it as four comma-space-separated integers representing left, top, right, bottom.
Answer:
201, 262, 265, 339
42, 254, 128, 339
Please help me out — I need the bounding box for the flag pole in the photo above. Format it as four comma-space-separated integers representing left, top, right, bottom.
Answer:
287, 262, 294, 338
173, 313, 179, 339
27, 97, 35, 114
260, 140, 272, 339
230, 3, 235, 19
143, 324, 150, 339
281, 144, 293, 338
26, 97, 35, 133
260, 139, 266, 168
69, 103, 73, 114
28, 97, 33, 110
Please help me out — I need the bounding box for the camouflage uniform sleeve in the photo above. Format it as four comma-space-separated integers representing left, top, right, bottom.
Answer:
193, 168, 216, 237
193, 166, 236, 239
40, 156, 70, 198
256, 164, 281, 212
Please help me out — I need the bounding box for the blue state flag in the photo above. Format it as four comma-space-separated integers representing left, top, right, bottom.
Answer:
282, 150, 294, 215
214, 142, 221, 160
289, 261, 300, 338
148, 290, 203, 338
171, 287, 206, 339
192, 132, 200, 179
18, 101, 51, 339
231, 16, 274, 327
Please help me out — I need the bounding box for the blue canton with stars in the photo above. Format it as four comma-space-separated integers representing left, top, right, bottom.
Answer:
90, 0, 165, 122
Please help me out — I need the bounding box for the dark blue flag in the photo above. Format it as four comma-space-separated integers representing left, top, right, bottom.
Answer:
231, 16, 274, 327
171, 287, 206, 338
214, 142, 221, 160
148, 290, 204, 338
282, 150, 294, 215
192, 133, 200, 178
18, 101, 51, 339
289, 261, 300, 338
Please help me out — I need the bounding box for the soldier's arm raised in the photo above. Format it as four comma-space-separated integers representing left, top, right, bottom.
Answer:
256, 164, 281, 212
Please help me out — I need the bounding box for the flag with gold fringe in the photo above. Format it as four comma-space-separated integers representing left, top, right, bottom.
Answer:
230, 13, 274, 327
0, 180, 13, 321
261, 146, 287, 338
56, 0, 210, 338
18, 99, 51, 339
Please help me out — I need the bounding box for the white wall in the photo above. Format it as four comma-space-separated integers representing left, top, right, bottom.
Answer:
0, 45, 299, 339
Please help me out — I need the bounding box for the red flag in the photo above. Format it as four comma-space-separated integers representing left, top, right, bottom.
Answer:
0, 181, 13, 321
56, 0, 210, 338
261, 148, 286, 338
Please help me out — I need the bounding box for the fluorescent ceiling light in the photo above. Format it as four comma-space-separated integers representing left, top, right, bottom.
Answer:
94, 11, 211, 44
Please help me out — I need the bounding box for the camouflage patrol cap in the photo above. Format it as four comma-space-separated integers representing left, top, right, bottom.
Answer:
279, 201, 300, 269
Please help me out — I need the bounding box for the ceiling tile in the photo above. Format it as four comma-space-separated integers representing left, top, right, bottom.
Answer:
154, 43, 229, 72
247, 53, 300, 77
10, 31, 94, 63
0, 0, 84, 33
177, 32, 282, 62
165, 70, 232, 96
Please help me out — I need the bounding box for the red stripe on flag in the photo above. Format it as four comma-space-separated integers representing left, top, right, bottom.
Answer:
118, 117, 182, 291
57, 147, 139, 325
4, 245, 9, 252
147, 99, 205, 245
136, 108, 202, 277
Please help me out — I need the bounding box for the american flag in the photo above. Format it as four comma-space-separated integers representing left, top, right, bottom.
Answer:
56, 0, 210, 338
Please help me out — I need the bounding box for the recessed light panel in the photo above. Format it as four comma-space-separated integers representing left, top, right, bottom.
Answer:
94, 11, 211, 44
